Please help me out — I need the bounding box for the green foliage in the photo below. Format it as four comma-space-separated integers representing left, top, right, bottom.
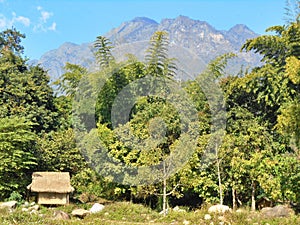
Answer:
242, 19, 300, 66
0, 30, 59, 133
95, 60, 146, 126
71, 167, 117, 202
2, 11, 300, 213
53, 63, 87, 97
0, 116, 37, 200
145, 31, 177, 77
94, 36, 115, 68
7, 191, 23, 203
0, 28, 25, 54
35, 128, 86, 174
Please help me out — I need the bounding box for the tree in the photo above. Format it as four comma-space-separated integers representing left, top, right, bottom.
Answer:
94, 36, 115, 68
53, 63, 87, 97
145, 31, 177, 78
0, 117, 36, 200
0, 29, 59, 134
35, 128, 87, 174
0, 28, 25, 54
277, 56, 300, 147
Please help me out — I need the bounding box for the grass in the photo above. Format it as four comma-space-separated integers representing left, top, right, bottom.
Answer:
0, 201, 300, 225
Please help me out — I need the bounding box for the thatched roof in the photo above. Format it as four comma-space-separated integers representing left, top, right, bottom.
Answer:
27, 172, 74, 193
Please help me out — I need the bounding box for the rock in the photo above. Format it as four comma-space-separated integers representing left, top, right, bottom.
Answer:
89, 203, 105, 213
173, 206, 186, 213
204, 214, 212, 220
173, 206, 180, 211
28, 205, 39, 211
159, 208, 169, 215
208, 204, 232, 214
30, 209, 38, 214
0, 201, 17, 209
22, 208, 29, 212
71, 208, 91, 218
183, 220, 190, 225
261, 205, 294, 218
23, 202, 29, 207
54, 210, 71, 220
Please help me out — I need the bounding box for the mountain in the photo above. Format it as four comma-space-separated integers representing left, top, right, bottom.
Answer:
34, 16, 261, 82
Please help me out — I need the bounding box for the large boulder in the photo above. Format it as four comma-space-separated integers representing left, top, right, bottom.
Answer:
90, 203, 105, 213
261, 205, 295, 218
0, 201, 17, 210
208, 204, 232, 214
53, 210, 71, 220
28, 204, 39, 211
71, 208, 91, 218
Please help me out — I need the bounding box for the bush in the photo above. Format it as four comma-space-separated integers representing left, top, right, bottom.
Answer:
6, 191, 23, 203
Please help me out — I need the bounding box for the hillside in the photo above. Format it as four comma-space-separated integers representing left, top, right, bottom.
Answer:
35, 15, 261, 82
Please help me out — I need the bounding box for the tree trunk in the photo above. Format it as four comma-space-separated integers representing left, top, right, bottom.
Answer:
162, 161, 167, 216
232, 187, 237, 210
216, 151, 223, 205
251, 181, 256, 211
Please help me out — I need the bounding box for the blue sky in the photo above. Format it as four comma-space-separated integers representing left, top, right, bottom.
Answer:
0, 0, 289, 59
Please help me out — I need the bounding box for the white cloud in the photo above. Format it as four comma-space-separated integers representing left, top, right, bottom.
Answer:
48, 22, 56, 31
0, 6, 56, 32
12, 12, 30, 27
15, 16, 30, 26
0, 13, 30, 29
41, 11, 52, 22
34, 6, 56, 32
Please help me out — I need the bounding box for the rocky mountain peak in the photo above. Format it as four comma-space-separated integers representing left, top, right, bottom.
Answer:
131, 17, 158, 25
160, 15, 214, 30
34, 16, 261, 82
228, 24, 255, 35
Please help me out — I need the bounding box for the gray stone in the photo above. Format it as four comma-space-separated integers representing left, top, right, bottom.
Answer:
173, 206, 186, 213
261, 205, 295, 218
208, 204, 232, 214
159, 208, 169, 215
0, 201, 17, 209
89, 203, 105, 213
71, 208, 90, 218
21, 208, 29, 212
183, 220, 190, 225
28, 204, 39, 211
53, 210, 71, 220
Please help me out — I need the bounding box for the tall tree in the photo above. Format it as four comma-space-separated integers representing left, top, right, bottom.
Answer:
0, 117, 36, 200
0, 28, 25, 54
0, 29, 59, 133
94, 36, 115, 68
145, 31, 177, 78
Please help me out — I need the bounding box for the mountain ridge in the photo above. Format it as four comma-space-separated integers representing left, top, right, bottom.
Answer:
35, 15, 261, 82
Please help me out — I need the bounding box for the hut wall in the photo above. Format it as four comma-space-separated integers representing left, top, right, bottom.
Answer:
37, 192, 69, 205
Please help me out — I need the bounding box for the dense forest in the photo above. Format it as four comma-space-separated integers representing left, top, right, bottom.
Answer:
0, 5, 299, 214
